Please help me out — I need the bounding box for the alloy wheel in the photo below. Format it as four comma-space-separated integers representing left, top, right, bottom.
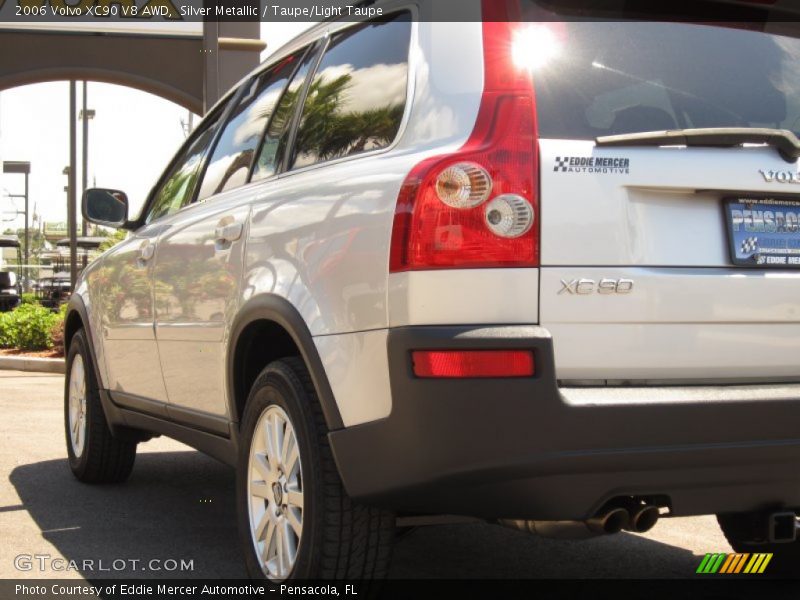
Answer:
247, 404, 304, 580
68, 354, 87, 457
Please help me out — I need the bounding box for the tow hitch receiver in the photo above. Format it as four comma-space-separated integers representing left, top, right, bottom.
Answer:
768, 512, 799, 543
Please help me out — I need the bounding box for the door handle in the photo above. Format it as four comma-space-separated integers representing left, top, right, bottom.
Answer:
215, 220, 243, 243
138, 241, 155, 263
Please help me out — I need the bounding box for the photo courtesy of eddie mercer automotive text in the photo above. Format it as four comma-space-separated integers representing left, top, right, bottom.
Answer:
2, 0, 800, 593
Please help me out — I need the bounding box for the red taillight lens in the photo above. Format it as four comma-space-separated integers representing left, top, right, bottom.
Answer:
412, 350, 535, 378
389, 1, 538, 272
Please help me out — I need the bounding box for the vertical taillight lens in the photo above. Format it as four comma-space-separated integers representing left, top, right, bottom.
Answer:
389, 1, 539, 272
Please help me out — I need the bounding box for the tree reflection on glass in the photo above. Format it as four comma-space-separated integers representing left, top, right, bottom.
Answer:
290, 71, 405, 168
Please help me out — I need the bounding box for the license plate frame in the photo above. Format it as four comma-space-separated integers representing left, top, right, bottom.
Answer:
724, 197, 800, 268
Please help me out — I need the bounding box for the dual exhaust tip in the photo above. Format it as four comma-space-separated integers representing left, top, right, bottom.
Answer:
588, 502, 660, 535
500, 499, 660, 540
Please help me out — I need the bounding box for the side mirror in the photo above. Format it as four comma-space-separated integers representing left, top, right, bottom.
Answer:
82, 188, 130, 229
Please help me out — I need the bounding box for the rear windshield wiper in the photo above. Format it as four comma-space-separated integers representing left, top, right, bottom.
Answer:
596, 128, 800, 163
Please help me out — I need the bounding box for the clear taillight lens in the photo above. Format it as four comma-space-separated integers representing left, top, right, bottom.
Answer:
435, 162, 493, 209
485, 194, 534, 238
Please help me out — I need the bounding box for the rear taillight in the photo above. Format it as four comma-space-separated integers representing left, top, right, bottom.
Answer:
412, 350, 535, 378
389, 1, 538, 272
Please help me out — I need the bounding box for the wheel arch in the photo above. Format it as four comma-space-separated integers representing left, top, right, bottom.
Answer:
65, 295, 99, 382
64, 302, 85, 357
228, 294, 344, 431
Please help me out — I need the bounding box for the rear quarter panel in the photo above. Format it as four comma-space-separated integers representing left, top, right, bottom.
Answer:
242, 19, 484, 336
241, 20, 484, 426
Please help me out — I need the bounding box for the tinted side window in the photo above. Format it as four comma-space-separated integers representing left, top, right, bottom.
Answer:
196, 55, 299, 201
290, 14, 411, 170
145, 112, 221, 224
251, 46, 319, 182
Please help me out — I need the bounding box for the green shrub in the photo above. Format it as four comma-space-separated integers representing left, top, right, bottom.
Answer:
50, 304, 68, 356
21, 292, 39, 305
0, 303, 62, 351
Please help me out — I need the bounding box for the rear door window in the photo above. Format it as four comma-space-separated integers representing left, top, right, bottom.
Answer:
251, 45, 320, 182
289, 13, 412, 170
197, 52, 304, 199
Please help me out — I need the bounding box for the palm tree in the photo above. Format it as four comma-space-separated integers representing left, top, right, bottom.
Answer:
260, 72, 405, 166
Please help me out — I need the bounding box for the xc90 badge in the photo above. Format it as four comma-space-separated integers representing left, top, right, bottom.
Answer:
559, 278, 634, 295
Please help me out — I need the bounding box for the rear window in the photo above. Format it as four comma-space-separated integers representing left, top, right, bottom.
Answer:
290, 13, 412, 169
530, 22, 800, 140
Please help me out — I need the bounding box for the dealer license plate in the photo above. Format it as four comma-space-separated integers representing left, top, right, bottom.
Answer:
725, 198, 800, 267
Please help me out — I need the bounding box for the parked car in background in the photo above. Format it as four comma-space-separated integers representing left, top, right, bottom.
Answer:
30, 237, 104, 310
35, 273, 72, 310
62, 0, 800, 580
0, 236, 22, 312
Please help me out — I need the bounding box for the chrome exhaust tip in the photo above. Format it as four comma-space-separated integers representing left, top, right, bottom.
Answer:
629, 505, 660, 533
587, 507, 629, 535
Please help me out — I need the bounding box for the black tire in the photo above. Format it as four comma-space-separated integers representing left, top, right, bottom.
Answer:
65, 329, 137, 483
717, 512, 800, 576
236, 357, 395, 580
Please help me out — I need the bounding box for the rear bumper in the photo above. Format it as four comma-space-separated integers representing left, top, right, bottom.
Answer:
328, 325, 800, 520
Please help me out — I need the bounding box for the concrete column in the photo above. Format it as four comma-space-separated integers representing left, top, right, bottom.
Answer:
68, 81, 77, 289
202, 19, 264, 112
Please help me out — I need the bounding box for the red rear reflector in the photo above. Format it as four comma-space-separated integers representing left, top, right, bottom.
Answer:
412, 350, 535, 378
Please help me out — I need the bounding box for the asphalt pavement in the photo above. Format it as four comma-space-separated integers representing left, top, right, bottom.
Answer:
0, 369, 734, 580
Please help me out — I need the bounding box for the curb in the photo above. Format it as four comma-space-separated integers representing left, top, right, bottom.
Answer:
0, 356, 65, 374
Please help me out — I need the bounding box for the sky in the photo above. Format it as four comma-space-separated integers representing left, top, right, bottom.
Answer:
0, 21, 312, 230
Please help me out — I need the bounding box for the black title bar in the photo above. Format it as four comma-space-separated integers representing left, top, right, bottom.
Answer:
0, 0, 800, 24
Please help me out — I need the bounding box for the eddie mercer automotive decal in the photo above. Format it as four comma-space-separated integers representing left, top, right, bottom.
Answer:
554, 156, 631, 174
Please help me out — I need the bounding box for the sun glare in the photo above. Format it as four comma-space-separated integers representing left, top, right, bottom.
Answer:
512, 24, 562, 71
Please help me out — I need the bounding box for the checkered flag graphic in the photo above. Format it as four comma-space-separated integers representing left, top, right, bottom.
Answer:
554, 157, 569, 172
740, 237, 758, 256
